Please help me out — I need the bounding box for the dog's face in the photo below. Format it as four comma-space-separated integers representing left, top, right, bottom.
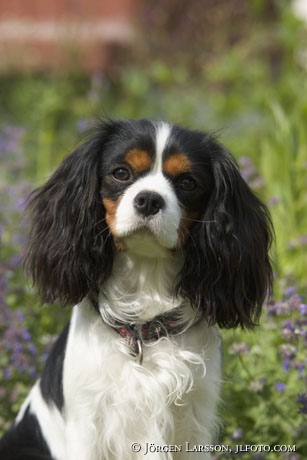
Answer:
99, 121, 211, 253
24, 119, 273, 328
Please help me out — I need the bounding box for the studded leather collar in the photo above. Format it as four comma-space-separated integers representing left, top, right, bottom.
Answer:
110, 308, 202, 365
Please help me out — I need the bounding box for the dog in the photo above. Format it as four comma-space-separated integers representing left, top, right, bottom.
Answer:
0, 119, 273, 459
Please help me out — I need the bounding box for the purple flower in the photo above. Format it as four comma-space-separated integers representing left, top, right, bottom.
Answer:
21, 329, 32, 341
76, 118, 90, 133
230, 342, 250, 355
284, 286, 296, 297
10, 253, 22, 268
275, 382, 287, 392
281, 321, 295, 340
289, 294, 303, 312
268, 196, 281, 206
3, 367, 11, 381
0, 125, 26, 156
297, 393, 307, 414
299, 235, 307, 245
288, 235, 307, 249
283, 360, 291, 372
238, 157, 264, 190
280, 344, 297, 359
231, 427, 243, 440
16, 311, 25, 322
13, 343, 23, 354
274, 301, 290, 315
300, 303, 307, 316
296, 363, 305, 374
29, 368, 37, 379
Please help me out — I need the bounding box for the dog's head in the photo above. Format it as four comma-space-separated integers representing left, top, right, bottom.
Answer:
24, 119, 273, 328
100, 121, 212, 255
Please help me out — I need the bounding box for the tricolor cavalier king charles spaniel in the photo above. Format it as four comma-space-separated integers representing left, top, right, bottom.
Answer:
0, 119, 273, 460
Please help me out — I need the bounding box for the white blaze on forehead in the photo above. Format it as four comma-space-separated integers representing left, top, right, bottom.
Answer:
153, 122, 171, 173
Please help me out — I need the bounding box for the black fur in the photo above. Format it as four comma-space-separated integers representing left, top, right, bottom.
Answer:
177, 137, 273, 328
23, 122, 118, 306
0, 407, 53, 460
40, 324, 70, 411
0, 326, 70, 459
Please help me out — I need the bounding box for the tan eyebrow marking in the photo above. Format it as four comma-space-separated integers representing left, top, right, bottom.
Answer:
163, 153, 192, 176
124, 149, 152, 173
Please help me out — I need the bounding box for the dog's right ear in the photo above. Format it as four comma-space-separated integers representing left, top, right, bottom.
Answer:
23, 121, 118, 306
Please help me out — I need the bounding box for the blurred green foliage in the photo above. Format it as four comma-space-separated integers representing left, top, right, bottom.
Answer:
0, 0, 306, 457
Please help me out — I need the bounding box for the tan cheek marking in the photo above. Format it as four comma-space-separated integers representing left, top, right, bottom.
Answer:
102, 197, 126, 251
124, 149, 152, 173
163, 153, 192, 176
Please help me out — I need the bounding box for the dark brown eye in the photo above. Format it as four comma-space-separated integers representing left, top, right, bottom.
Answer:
112, 168, 131, 181
179, 177, 197, 191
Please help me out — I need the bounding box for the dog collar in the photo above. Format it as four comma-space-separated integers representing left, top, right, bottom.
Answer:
110, 309, 202, 365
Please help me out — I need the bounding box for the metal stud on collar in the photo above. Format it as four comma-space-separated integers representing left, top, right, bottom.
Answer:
136, 339, 143, 365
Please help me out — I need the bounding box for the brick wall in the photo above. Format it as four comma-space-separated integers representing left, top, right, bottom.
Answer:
0, 0, 136, 73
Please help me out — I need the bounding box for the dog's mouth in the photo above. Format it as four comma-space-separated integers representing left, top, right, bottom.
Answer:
115, 227, 178, 256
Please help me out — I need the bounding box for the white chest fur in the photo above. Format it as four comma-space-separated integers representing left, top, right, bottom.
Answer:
61, 301, 221, 460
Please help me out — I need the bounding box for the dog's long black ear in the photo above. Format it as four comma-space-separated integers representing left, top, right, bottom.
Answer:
23, 124, 116, 306
179, 141, 273, 329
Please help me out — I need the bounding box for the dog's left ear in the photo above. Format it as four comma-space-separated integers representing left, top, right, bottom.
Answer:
23, 122, 118, 306
178, 140, 273, 329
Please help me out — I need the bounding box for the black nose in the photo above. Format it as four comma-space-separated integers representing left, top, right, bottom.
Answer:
134, 191, 165, 217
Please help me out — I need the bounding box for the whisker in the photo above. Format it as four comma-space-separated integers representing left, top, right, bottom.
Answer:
183, 217, 219, 224
95, 227, 112, 241
94, 217, 108, 228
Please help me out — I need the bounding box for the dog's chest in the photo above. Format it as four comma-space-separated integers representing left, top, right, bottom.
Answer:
60, 302, 221, 460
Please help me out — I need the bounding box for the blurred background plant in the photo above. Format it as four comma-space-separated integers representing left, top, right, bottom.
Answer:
0, 0, 306, 458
